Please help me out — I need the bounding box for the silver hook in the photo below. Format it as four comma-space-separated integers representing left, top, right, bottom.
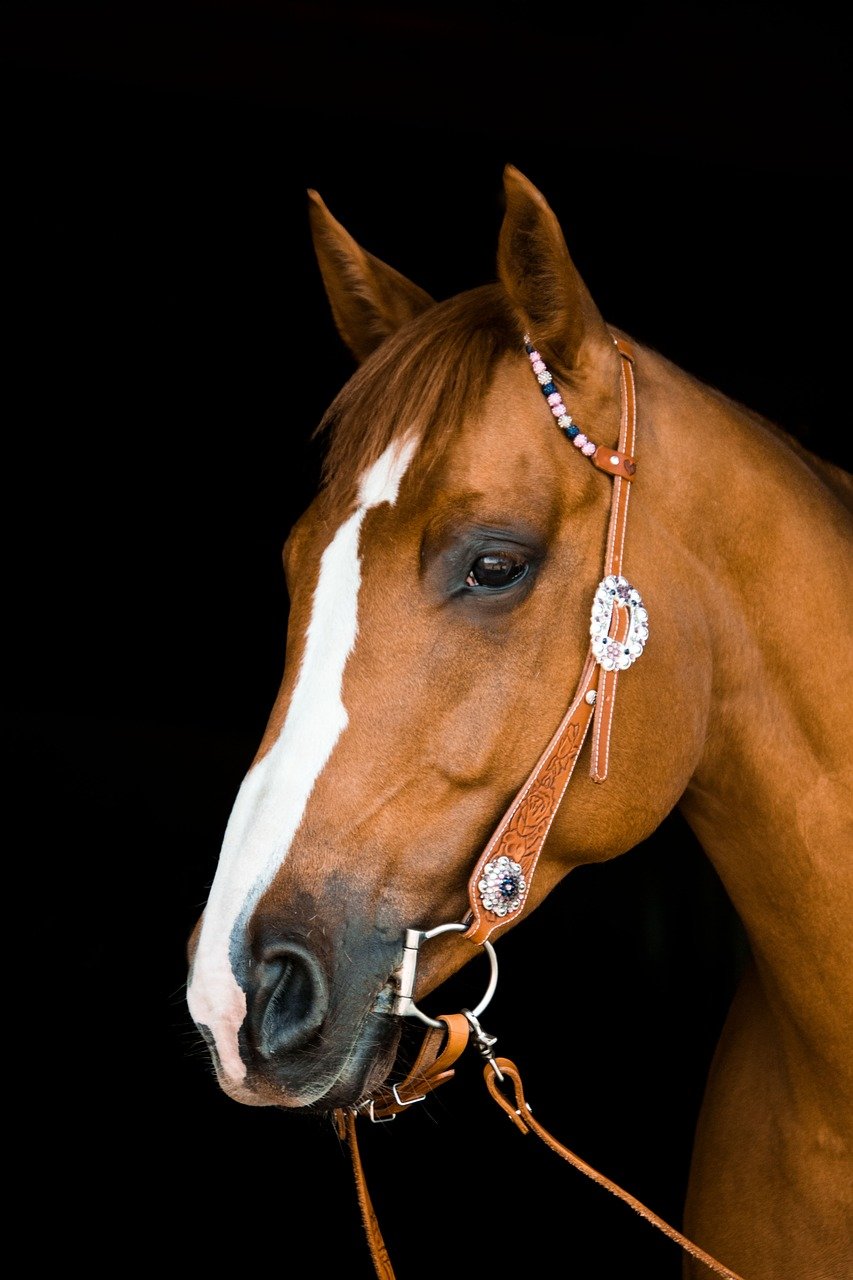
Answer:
462, 1008, 504, 1082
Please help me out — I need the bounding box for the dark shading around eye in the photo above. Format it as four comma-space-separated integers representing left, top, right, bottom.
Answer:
465, 552, 529, 590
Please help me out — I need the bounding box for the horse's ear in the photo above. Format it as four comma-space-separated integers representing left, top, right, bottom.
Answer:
497, 165, 611, 368
307, 189, 435, 363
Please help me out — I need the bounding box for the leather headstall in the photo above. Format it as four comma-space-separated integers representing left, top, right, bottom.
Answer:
334, 337, 749, 1280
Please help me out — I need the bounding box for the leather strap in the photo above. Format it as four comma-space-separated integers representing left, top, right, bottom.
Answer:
359, 1012, 470, 1120
484, 1057, 747, 1280
464, 339, 638, 945
464, 652, 599, 945
335, 1015, 471, 1280
342, 1109, 397, 1280
589, 598, 630, 784
340, 1042, 748, 1280
590, 336, 637, 783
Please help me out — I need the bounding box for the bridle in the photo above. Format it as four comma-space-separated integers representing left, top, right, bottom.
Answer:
333, 336, 747, 1280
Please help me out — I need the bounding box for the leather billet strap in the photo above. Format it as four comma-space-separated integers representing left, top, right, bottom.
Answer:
464, 337, 637, 946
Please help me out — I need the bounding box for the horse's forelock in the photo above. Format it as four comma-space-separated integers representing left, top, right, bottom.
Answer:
315, 285, 521, 507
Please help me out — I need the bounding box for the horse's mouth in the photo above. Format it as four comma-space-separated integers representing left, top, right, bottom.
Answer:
207, 1008, 403, 1112
302, 1011, 405, 1113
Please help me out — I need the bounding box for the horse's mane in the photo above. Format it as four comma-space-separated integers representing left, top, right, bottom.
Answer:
315, 285, 520, 507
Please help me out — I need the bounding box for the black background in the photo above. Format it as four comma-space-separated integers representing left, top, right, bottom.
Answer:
6, 5, 848, 1277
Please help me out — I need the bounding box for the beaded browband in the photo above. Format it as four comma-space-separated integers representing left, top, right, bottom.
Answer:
524, 334, 599, 455
524, 333, 638, 481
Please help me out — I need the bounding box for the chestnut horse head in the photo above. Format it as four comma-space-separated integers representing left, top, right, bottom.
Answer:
186, 165, 685, 1107
186, 163, 853, 1280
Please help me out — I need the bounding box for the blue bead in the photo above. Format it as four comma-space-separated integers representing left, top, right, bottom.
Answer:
542, 381, 556, 396
524, 342, 534, 354
564, 424, 580, 439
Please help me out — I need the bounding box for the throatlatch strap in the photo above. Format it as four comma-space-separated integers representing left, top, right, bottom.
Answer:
464, 339, 638, 946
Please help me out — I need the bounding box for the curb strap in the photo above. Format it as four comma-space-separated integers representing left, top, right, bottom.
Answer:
464, 338, 637, 947
350, 1012, 471, 1122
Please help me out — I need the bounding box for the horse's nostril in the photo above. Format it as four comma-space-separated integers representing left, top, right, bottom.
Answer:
253, 943, 329, 1059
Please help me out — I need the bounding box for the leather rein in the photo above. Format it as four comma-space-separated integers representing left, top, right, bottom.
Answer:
333, 337, 747, 1280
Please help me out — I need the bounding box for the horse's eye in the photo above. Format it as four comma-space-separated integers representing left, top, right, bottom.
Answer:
465, 551, 528, 589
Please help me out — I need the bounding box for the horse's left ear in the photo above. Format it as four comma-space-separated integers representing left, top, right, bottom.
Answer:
497, 165, 612, 369
307, 189, 435, 363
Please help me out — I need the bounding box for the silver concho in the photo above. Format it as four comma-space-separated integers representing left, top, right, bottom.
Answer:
590, 574, 649, 671
478, 855, 527, 917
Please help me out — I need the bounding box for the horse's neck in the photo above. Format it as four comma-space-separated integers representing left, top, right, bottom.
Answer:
641, 349, 853, 1069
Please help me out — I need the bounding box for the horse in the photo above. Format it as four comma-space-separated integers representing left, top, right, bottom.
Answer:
186, 164, 853, 1279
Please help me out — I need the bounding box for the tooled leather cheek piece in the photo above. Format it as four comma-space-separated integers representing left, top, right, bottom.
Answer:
463, 333, 647, 946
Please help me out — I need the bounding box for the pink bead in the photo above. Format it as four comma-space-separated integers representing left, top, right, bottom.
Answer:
532, 360, 546, 374
551, 403, 566, 417
528, 350, 541, 363
547, 392, 561, 405
581, 440, 596, 456
573, 433, 588, 448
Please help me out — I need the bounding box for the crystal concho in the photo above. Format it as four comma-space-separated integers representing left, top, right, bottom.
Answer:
590, 575, 648, 671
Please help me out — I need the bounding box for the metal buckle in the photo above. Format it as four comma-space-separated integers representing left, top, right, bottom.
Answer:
392, 1082, 426, 1107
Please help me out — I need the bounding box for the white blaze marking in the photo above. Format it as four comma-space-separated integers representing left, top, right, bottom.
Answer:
187, 436, 417, 1083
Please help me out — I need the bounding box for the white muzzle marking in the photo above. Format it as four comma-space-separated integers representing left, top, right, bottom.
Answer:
187, 437, 417, 1083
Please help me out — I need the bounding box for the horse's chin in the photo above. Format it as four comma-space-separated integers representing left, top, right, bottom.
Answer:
214, 1013, 403, 1113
